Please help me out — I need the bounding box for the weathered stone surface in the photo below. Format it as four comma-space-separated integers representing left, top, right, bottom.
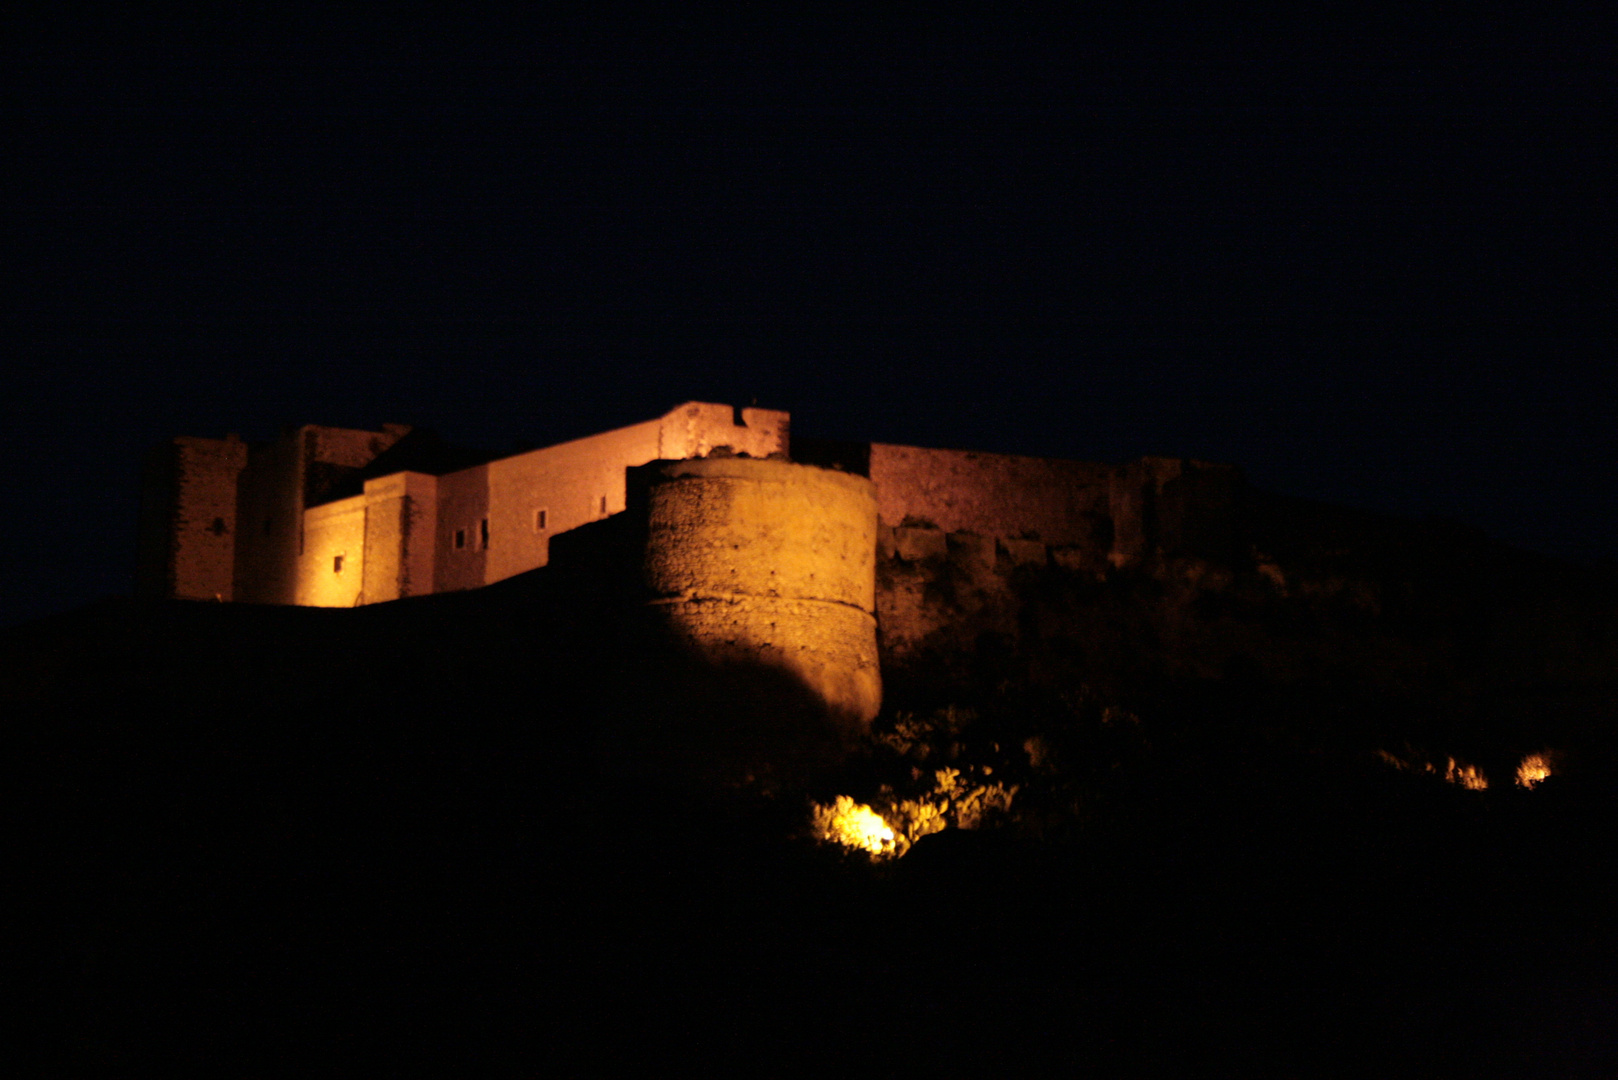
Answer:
867, 443, 1112, 548
893, 527, 948, 563
1109, 457, 1241, 566
147, 404, 1244, 617
1051, 545, 1090, 571
137, 435, 249, 602
946, 532, 995, 570
998, 537, 1047, 568
642, 457, 881, 728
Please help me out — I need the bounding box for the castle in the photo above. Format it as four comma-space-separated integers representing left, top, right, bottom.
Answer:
139, 401, 1239, 727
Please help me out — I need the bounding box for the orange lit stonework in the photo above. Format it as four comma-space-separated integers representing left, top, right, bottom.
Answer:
142, 400, 1243, 736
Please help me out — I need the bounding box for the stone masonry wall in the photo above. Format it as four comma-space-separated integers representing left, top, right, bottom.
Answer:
867, 443, 1114, 549
481, 418, 664, 588
1109, 457, 1241, 565
361, 471, 438, 603
294, 471, 440, 607
876, 525, 1057, 663
463, 402, 791, 591
298, 495, 367, 607
233, 423, 407, 605
640, 457, 881, 728
434, 464, 490, 594
157, 404, 790, 606
138, 436, 248, 601
234, 433, 305, 604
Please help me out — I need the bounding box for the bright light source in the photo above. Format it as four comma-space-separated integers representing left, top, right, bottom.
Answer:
810, 796, 900, 859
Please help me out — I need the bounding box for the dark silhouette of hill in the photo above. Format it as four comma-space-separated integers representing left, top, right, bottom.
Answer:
5, 503, 1618, 1073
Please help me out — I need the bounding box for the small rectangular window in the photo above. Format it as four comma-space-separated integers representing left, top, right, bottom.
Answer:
454, 528, 466, 550
333, 554, 344, 574
599, 495, 608, 516
479, 518, 490, 550
534, 508, 548, 531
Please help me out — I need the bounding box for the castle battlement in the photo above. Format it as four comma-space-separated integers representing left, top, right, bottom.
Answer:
139, 401, 1240, 726
141, 400, 1239, 609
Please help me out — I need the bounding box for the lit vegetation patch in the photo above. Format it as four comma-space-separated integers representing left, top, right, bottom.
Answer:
810, 703, 1058, 859
810, 763, 1022, 860
1444, 757, 1488, 791
879, 766, 1019, 840
1377, 748, 1489, 790
1516, 752, 1556, 789
809, 796, 901, 859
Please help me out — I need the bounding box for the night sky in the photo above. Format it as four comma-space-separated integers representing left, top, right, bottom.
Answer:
4, 12, 1612, 627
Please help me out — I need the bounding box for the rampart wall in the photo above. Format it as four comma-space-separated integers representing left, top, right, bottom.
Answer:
298, 495, 367, 607
362, 472, 438, 604
874, 524, 1068, 662
434, 464, 490, 594
797, 441, 1240, 569
234, 423, 408, 604
142, 405, 1235, 641
867, 443, 1115, 549
639, 457, 881, 728
1109, 457, 1240, 565
293, 471, 440, 607
136, 435, 248, 601
439, 403, 789, 592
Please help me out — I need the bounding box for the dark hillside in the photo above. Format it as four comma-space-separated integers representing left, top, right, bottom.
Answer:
5, 507, 1618, 1073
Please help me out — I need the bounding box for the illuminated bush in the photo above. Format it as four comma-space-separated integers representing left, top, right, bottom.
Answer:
1516, 752, 1556, 789
812, 762, 1022, 860
809, 796, 901, 859
1376, 747, 1489, 790
809, 692, 1157, 858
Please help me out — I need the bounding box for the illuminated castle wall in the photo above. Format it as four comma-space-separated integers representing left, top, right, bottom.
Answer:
140, 402, 788, 606
140, 401, 1238, 726
640, 456, 882, 729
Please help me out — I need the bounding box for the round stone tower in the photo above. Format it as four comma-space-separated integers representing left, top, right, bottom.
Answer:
640, 457, 881, 731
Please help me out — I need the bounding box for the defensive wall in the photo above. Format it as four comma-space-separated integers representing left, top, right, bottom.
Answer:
295, 471, 440, 608
793, 437, 1238, 568
140, 403, 790, 608
136, 435, 249, 601
143, 402, 1237, 611
232, 422, 413, 605
638, 457, 881, 727
874, 525, 1104, 666
867, 443, 1115, 549
140, 400, 1239, 732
